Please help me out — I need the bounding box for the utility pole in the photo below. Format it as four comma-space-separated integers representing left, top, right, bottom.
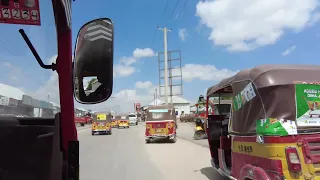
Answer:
155, 87, 158, 105
158, 27, 171, 105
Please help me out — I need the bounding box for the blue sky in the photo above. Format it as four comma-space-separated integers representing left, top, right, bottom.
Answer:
1, 0, 320, 112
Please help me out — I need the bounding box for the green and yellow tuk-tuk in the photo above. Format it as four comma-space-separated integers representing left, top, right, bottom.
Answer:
118, 115, 129, 129
92, 113, 112, 135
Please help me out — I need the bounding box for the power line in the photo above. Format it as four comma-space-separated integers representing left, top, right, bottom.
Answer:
172, 0, 190, 25
165, 0, 182, 27
149, 0, 169, 49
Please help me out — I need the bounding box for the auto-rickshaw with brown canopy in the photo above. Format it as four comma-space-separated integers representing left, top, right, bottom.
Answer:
0, 1, 114, 179
206, 64, 320, 180
145, 104, 177, 143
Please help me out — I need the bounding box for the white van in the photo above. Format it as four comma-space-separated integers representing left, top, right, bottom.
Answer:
128, 113, 138, 125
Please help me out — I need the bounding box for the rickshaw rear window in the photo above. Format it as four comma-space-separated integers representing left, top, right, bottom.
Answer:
152, 112, 163, 119
149, 109, 169, 113
121, 116, 126, 119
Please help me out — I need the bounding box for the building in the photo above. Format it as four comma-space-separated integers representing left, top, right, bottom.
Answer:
51, 101, 61, 114
145, 96, 191, 118
0, 83, 54, 117
75, 107, 88, 116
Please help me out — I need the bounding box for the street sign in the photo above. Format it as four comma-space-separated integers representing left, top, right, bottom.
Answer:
0, 0, 41, 26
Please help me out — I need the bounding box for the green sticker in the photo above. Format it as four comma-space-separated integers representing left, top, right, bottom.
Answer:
256, 118, 297, 136
296, 84, 320, 126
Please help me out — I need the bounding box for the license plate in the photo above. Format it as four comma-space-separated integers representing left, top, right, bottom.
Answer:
155, 129, 163, 132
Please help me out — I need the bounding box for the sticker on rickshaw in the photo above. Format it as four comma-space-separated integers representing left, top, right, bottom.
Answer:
233, 82, 256, 111
97, 114, 106, 120
256, 118, 297, 136
295, 83, 320, 126
0, 0, 41, 26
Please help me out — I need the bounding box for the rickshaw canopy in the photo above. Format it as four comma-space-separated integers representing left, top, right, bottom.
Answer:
206, 64, 320, 135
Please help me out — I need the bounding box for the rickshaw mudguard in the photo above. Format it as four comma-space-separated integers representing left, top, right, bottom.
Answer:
239, 164, 271, 180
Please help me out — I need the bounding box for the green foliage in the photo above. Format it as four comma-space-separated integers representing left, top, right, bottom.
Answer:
86, 78, 97, 90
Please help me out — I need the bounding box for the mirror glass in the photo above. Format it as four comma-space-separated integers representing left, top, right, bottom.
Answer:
73, 18, 114, 104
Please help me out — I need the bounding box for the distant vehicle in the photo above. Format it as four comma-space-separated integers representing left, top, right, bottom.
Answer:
118, 116, 129, 129
128, 113, 138, 125
74, 114, 91, 126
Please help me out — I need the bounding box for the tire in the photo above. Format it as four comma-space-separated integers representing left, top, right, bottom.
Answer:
91, 131, 94, 136
170, 135, 177, 143
146, 139, 151, 144
194, 130, 204, 140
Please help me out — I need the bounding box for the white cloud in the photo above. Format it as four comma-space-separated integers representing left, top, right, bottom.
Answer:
182, 64, 238, 82
114, 48, 156, 77
48, 55, 58, 64
34, 72, 60, 103
196, 0, 320, 51
281, 45, 296, 56
178, 28, 188, 41
79, 86, 156, 113
157, 85, 183, 96
135, 81, 153, 89
119, 56, 136, 66
114, 64, 135, 77
133, 48, 156, 59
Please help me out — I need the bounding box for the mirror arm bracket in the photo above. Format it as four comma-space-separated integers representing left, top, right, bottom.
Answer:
19, 29, 56, 71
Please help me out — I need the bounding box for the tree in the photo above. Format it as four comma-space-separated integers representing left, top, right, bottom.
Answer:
86, 78, 97, 90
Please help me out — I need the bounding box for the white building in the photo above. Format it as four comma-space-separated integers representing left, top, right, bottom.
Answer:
147, 96, 191, 118
0, 82, 26, 100
51, 101, 61, 114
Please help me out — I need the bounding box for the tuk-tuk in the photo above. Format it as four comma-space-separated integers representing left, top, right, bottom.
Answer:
205, 64, 320, 180
111, 116, 119, 128
91, 113, 112, 135
145, 104, 177, 143
118, 115, 129, 128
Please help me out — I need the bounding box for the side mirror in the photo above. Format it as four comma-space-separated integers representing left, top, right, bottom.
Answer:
73, 18, 114, 104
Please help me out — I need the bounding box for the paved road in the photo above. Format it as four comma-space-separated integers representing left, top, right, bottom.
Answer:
77, 124, 227, 180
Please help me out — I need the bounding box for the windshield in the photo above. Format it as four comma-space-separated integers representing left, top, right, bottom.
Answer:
0, 1, 59, 118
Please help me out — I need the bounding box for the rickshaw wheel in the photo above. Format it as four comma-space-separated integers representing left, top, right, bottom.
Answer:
194, 130, 204, 140
170, 136, 177, 143
146, 139, 151, 144
91, 131, 94, 136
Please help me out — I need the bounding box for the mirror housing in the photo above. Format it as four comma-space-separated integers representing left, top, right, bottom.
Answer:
73, 18, 114, 104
